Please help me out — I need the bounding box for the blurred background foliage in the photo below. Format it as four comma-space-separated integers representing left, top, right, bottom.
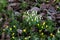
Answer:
0, 0, 60, 40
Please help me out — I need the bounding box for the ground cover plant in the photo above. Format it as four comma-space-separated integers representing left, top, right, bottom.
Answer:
0, 0, 60, 40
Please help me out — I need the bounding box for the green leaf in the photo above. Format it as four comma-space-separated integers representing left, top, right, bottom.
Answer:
52, 37, 55, 40
48, 37, 51, 40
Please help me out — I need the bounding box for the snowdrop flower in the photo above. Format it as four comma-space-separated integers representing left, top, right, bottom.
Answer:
50, 33, 55, 37
31, 19, 33, 21
23, 29, 26, 32
10, 28, 12, 31
41, 32, 44, 35
27, 11, 29, 15
13, 25, 16, 28
43, 22, 46, 25
57, 29, 60, 33
12, 36, 15, 39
